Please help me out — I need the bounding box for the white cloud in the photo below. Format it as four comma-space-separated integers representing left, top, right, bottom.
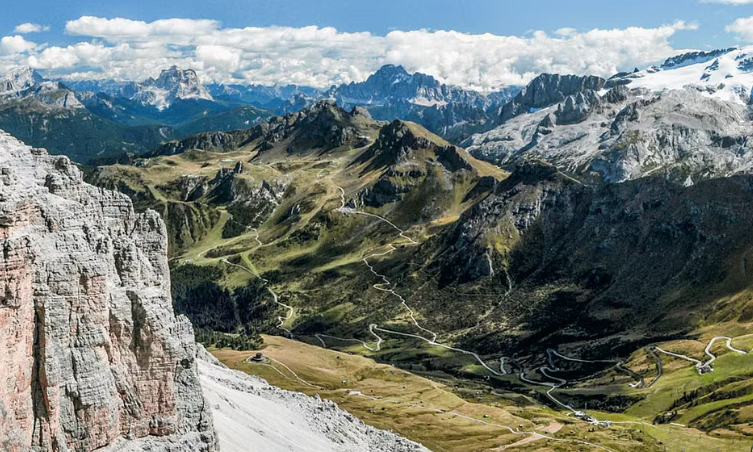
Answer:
726, 16, 753, 40
0, 35, 37, 56
2, 16, 701, 90
554, 28, 577, 37
383, 21, 698, 89
65, 16, 221, 43
195, 45, 242, 71
13, 23, 50, 34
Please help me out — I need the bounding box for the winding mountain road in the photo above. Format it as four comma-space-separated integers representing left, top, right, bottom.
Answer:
315, 324, 384, 352
269, 184, 749, 446
221, 257, 294, 336
645, 347, 663, 388
217, 227, 294, 337
654, 336, 747, 374
705, 336, 747, 365
326, 186, 619, 426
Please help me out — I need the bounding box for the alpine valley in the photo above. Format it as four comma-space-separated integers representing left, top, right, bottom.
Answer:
6, 38, 753, 452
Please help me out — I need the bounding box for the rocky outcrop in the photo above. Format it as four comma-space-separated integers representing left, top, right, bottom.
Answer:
0, 131, 216, 451
0, 66, 83, 111
250, 101, 373, 155
206, 166, 287, 238
148, 129, 256, 157
498, 73, 605, 123
133, 66, 214, 110
467, 83, 753, 184
355, 120, 479, 208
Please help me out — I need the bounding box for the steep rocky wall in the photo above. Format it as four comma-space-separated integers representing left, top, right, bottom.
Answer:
0, 131, 216, 451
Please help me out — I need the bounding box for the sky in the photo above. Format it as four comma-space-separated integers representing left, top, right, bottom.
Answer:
3, 0, 753, 90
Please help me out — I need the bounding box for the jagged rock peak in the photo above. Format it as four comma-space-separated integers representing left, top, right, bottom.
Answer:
350, 105, 372, 119
0, 66, 44, 95
0, 67, 83, 110
370, 64, 413, 82
361, 119, 472, 172
375, 120, 432, 152
148, 129, 255, 157
661, 47, 737, 69
133, 66, 213, 110
147, 66, 208, 93
499, 73, 606, 122
0, 130, 217, 451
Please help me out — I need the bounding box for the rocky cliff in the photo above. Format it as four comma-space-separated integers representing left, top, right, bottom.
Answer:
0, 130, 216, 451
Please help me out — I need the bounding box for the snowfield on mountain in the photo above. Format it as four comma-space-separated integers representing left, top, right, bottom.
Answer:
465, 47, 753, 184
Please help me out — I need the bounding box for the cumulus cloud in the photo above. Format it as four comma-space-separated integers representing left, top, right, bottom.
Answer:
65, 16, 221, 43
554, 28, 578, 37
726, 16, 753, 40
13, 23, 50, 34
0, 35, 37, 56
3, 16, 701, 90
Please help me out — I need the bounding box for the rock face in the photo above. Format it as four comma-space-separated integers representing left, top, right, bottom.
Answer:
467, 81, 753, 184
497, 73, 605, 122
133, 66, 214, 110
0, 131, 216, 451
466, 47, 753, 183
410, 160, 753, 356
0, 67, 83, 110
0, 66, 44, 96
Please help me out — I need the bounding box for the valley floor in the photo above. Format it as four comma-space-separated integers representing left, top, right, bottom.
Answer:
212, 335, 753, 452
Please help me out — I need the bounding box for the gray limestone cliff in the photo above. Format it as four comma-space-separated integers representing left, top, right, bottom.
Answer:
0, 130, 217, 451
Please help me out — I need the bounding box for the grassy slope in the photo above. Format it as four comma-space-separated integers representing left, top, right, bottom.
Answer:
212, 336, 657, 452
93, 115, 753, 451
213, 335, 753, 451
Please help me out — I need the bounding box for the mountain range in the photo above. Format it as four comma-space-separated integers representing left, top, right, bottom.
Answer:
0, 66, 272, 163
0, 63, 524, 163
84, 46, 753, 443
466, 46, 753, 184
7, 44, 753, 451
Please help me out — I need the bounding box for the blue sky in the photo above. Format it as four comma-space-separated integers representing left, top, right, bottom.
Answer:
3, 0, 750, 46
3, 0, 753, 89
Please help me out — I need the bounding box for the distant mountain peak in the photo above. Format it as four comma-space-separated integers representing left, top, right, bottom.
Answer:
134, 66, 213, 110
0, 66, 83, 110
371, 64, 412, 82
661, 47, 737, 70
150, 66, 201, 86
0, 66, 44, 95
498, 73, 606, 122
328, 64, 482, 109
610, 45, 753, 104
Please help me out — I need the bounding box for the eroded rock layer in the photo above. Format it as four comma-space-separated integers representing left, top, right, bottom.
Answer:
0, 130, 216, 451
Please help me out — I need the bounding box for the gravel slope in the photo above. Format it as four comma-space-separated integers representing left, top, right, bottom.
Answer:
197, 347, 429, 452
